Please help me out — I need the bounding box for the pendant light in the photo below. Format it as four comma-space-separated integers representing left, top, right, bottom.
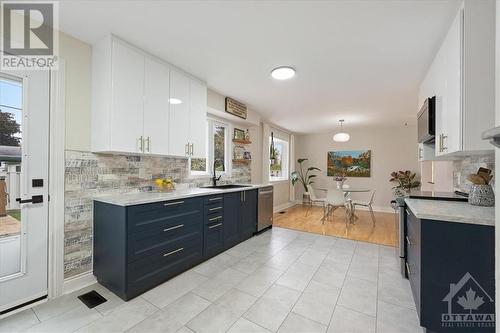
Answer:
333, 120, 350, 142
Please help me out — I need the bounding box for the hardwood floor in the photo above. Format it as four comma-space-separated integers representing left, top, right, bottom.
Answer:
273, 204, 397, 247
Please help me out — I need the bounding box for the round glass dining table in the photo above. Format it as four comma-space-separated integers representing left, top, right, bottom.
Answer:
319, 187, 371, 223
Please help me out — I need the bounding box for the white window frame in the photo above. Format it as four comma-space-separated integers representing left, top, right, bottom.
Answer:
190, 118, 230, 177
269, 137, 289, 182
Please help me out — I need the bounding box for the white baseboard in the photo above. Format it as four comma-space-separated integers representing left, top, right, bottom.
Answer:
62, 271, 96, 295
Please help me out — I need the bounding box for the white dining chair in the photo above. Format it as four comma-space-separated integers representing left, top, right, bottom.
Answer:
306, 185, 327, 221
352, 190, 376, 225
325, 188, 351, 226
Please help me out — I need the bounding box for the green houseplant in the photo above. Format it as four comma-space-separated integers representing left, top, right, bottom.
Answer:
291, 158, 321, 203
390, 170, 421, 196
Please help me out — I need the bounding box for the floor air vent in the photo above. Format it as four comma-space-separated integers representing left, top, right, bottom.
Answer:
77, 290, 107, 309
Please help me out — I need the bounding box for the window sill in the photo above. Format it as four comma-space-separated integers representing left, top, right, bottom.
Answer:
269, 178, 290, 184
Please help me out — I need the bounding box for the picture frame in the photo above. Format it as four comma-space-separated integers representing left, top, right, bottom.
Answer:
327, 150, 372, 177
234, 128, 246, 140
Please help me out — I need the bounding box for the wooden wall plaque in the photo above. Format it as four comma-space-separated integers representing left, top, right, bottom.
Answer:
225, 97, 247, 119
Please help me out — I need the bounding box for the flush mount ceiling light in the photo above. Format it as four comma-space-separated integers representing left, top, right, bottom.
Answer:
271, 66, 295, 80
169, 98, 182, 105
333, 120, 350, 142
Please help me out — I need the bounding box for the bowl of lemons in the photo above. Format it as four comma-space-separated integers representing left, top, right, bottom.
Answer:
154, 178, 175, 192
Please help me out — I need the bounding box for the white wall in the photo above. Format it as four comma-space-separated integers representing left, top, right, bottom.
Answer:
295, 125, 419, 211
59, 32, 92, 151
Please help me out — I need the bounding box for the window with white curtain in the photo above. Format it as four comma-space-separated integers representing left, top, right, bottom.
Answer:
269, 133, 289, 182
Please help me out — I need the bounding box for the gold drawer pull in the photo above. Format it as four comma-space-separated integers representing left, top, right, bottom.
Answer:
164, 201, 184, 206
208, 223, 223, 229
209, 216, 222, 222
209, 197, 222, 201
209, 206, 223, 211
163, 247, 184, 257
164, 224, 184, 232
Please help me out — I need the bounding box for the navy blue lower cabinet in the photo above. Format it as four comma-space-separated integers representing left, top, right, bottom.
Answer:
405, 208, 495, 333
223, 191, 242, 249
94, 197, 204, 301
240, 189, 258, 241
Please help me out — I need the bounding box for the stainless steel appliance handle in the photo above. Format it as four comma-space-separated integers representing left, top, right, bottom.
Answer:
259, 190, 273, 195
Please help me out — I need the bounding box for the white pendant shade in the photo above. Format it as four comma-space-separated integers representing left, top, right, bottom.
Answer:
333, 132, 350, 142
333, 119, 350, 142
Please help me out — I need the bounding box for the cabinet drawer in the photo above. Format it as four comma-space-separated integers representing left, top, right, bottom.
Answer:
204, 195, 224, 205
205, 214, 223, 225
128, 221, 202, 262
127, 233, 203, 295
204, 220, 224, 259
127, 198, 203, 234
205, 204, 224, 215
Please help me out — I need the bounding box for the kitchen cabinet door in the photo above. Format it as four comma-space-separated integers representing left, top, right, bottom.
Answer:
110, 40, 145, 153
144, 58, 170, 155
442, 8, 462, 155
240, 190, 257, 241
189, 79, 207, 159
169, 68, 191, 156
223, 191, 242, 249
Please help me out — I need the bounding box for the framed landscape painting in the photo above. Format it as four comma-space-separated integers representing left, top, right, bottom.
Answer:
327, 150, 371, 177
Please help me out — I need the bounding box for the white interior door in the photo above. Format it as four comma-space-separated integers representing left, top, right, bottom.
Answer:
0, 69, 49, 313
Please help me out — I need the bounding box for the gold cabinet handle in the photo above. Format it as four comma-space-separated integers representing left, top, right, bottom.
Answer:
163, 247, 183, 257
209, 216, 222, 222
164, 224, 184, 232
164, 200, 184, 206
209, 206, 223, 211
208, 223, 223, 229
442, 135, 448, 151
190, 143, 194, 156
138, 136, 144, 152
145, 136, 150, 153
185, 143, 189, 155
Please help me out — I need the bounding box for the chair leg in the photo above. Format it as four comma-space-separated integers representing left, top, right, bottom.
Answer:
369, 205, 376, 226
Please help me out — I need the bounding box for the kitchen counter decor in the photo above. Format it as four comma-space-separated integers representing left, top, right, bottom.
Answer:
467, 167, 494, 207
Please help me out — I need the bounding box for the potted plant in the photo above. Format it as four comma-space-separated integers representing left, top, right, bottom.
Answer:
291, 158, 321, 204
389, 170, 421, 197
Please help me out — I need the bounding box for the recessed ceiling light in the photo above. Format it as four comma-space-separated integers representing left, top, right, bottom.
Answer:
271, 66, 295, 80
169, 98, 182, 105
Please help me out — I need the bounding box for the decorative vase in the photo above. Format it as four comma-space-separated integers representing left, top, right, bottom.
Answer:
336, 181, 344, 189
468, 184, 495, 207
303, 192, 311, 205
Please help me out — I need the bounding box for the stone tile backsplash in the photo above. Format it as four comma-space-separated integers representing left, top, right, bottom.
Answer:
453, 153, 495, 193
64, 150, 251, 278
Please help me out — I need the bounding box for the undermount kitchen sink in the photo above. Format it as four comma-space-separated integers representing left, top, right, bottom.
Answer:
202, 184, 251, 189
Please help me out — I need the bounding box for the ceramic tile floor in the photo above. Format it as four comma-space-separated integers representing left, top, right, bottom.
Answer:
0, 227, 423, 333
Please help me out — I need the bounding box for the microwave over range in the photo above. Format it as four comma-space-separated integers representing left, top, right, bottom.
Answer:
417, 96, 435, 143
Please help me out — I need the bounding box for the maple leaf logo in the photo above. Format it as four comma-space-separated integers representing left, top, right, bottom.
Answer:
457, 288, 485, 313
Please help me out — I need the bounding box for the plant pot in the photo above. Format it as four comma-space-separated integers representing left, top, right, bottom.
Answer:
468, 184, 495, 207
303, 192, 311, 205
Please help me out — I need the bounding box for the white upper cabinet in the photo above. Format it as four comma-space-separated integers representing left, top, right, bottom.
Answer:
189, 79, 208, 159
144, 57, 170, 155
168, 68, 191, 157
418, 0, 495, 158
91, 35, 207, 157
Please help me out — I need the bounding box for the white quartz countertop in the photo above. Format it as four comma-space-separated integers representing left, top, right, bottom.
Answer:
404, 198, 495, 226
93, 184, 273, 207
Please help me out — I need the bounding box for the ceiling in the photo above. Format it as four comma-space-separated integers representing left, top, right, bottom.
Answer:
58, 0, 459, 134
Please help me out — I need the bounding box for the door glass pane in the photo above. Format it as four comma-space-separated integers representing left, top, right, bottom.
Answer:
0, 76, 23, 279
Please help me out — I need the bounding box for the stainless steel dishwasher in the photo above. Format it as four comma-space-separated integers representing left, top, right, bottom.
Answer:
257, 186, 274, 232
